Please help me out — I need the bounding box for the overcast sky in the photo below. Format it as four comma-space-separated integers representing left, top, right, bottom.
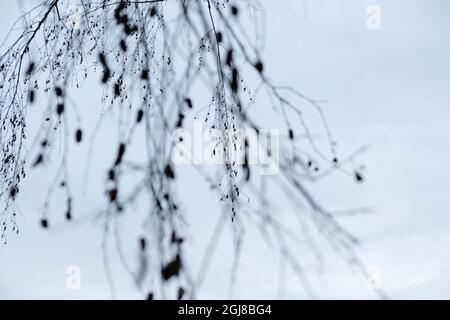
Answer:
1, 0, 449, 299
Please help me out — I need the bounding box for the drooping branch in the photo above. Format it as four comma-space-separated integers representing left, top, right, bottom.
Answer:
0, 0, 379, 299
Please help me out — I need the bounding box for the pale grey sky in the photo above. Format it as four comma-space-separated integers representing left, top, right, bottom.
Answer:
1, 0, 449, 299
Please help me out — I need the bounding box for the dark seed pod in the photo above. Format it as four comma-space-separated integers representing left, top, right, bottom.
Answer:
99, 53, 110, 83
244, 165, 250, 181
29, 90, 35, 103
9, 186, 18, 198
136, 109, 144, 123
231, 68, 238, 93
177, 287, 185, 300
119, 39, 127, 52
114, 143, 126, 166
355, 171, 364, 183
99, 53, 106, 65
26, 62, 35, 75
176, 113, 185, 128
161, 254, 181, 281
184, 98, 193, 109
288, 129, 294, 140
55, 87, 63, 96
226, 49, 233, 66
32, 154, 44, 167
171, 231, 183, 245
108, 188, 118, 202
56, 103, 64, 115
139, 237, 146, 251
231, 5, 239, 16
102, 69, 110, 83
216, 32, 222, 43
141, 70, 149, 80
114, 83, 120, 97
164, 164, 175, 179
254, 60, 264, 73
75, 129, 82, 143
40, 218, 48, 229
108, 169, 115, 181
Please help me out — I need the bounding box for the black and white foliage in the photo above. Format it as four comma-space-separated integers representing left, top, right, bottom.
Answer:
0, 0, 377, 299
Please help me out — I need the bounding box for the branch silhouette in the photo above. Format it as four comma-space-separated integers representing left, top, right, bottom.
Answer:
0, 0, 382, 299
